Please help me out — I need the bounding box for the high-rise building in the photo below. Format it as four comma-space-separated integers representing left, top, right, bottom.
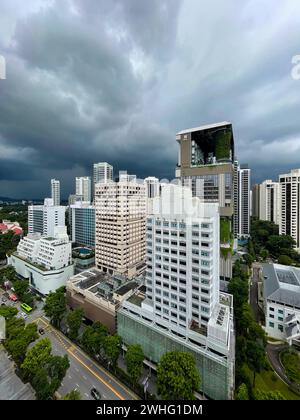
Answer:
279, 169, 300, 250
95, 173, 146, 279
117, 184, 235, 400
51, 179, 60, 206
28, 198, 66, 237
252, 184, 260, 218
75, 176, 91, 203
233, 162, 251, 238
70, 202, 95, 247
93, 162, 113, 193
259, 180, 280, 225
144, 177, 160, 199
176, 122, 235, 281
176, 122, 234, 215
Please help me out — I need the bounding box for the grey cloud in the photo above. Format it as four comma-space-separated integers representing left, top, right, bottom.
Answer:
0, 0, 300, 198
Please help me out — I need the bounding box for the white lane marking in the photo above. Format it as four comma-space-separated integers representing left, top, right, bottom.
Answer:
68, 375, 72, 379
83, 375, 87, 380
76, 383, 80, 388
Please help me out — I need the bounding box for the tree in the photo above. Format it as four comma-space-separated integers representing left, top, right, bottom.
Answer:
47, 354, 70, 394
44, 287, 66, 328
157, 351, 200, 400
104, 335, 122, 368
278, 255, 293, 266
13, 279, 29, 298
66, 308, 84, 340
246, 341, 266, 387
125, 344, 144, 385
21, 338, 52, 380
254, 389, 286, 400
0, 305, 18, 319
235, 383, 249, 400
81, 321, 108, 357
32, 368, 53, 400
48, 354, 70, 382
63, 389, 81, 400
5, 321, 38, 365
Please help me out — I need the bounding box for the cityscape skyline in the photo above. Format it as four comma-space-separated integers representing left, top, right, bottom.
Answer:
1, 1, 300, 198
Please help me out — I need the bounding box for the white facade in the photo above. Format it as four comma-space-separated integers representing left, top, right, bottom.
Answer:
76, 177, 91, 203
262, 263, 300, 344
279, 169, 300, 250
93, 162, 113, 187
118, 184, 235, 399
28, 199, 66, 237
9, 227, 74, 295
259, 180, 281, 225
233, 162, 251, 238
95, 175, 146, 279
51, 179, 60, 206
145, 184, 220, 328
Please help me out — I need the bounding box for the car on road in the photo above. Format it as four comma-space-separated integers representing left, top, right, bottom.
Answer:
90, 387, 101, 400
1, 297, 7, 303
38, 328, 45, 335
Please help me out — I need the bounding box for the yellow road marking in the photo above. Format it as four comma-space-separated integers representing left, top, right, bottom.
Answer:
69, 349, 124, 400
36, 317, 138, 400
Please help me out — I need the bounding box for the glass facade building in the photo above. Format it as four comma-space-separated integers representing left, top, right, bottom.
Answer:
70, 206, 95, 247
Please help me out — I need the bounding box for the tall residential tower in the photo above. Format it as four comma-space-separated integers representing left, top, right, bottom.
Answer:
51, 179, 60, 206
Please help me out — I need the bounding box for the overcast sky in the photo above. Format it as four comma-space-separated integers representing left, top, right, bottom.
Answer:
0, 0, 300, 199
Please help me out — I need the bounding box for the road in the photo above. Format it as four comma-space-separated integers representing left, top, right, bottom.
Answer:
250, 264, 265, 324
266, 343, 300, 393
0, 288, 138, 401
33, 316, 138, 400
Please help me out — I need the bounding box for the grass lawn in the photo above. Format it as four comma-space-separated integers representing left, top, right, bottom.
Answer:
254, 369, 300, 400
280, 350, 300, 384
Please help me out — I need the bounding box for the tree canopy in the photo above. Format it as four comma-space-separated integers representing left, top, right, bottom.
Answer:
125, 344, 144, 384
157, 351, 200, 400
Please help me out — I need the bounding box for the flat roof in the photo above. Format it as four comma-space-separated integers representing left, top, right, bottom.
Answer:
262, 263, 300, 308
69, 269, 141, 302
176, 121, 231, 136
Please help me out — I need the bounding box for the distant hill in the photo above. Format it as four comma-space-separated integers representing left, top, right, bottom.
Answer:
0, 196, 42, 203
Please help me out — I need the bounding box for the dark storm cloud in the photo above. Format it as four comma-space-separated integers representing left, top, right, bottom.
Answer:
0, 0, 300, 198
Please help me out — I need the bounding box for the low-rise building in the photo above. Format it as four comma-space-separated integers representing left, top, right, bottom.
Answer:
0, 220, 23, 235
66, 269, 143, 333
9, 226, 74, 295
262, 263, 300, 345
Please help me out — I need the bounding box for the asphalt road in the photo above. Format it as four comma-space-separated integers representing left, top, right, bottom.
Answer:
0, 288, 137, 401
33, 316, 138, 401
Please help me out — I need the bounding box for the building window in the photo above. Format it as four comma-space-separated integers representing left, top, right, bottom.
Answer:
278, 325, 283, 332
269, 322, 274, 328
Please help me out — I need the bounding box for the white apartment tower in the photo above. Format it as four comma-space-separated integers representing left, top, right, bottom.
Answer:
76, 176, 91, 203
51, 179, 60, 206
28, 198, 66, 237
93, 162, 113, 186
118, 184, 235, 400
233, 163, 251, 238
279, 169, 300, 250
259, 180, 281, 225
145, 184, 220, 327
95, 175, 146, 279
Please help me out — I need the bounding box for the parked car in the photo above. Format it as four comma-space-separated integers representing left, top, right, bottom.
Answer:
38, 328, 45, 335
